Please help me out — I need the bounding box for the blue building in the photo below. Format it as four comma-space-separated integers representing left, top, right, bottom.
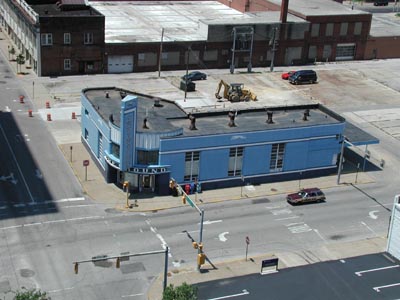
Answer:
81, 87, 373, 195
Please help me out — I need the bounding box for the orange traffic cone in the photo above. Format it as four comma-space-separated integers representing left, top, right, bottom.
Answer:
72, 112, 76, 119
47, 113, 52, 121
28, 110, 33, 117
19, 95, 24, 103
46, 101, 50, 109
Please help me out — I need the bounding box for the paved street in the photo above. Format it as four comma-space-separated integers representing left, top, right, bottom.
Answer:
1, 28, 400, 300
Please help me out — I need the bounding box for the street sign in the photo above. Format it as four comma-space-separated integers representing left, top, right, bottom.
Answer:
246, 236, 250, 245
83, 159, 90, 166
186, 196, 195, 208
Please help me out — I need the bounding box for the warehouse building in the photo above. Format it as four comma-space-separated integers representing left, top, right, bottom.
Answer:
3, 0, 400, 76
80, 86, 379, 195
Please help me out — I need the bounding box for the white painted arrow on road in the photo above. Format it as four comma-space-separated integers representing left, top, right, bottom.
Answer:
369, 210, 379, 220
202, 220, 222, 225
218, 232, 229, 242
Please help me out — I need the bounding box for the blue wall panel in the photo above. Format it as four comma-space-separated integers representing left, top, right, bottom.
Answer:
243, 145, 270, 175
284, 141, 309, 171
200, 149, 229, 180
160, 152, 185, 182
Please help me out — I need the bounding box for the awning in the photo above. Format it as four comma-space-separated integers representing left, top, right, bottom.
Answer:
344, 122, 379, 146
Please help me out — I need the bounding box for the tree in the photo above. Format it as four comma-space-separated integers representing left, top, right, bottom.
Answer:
9, 46, 16, 61
16, 53, 25, 74
162, 282, 197, 300
13, 288, 51, 300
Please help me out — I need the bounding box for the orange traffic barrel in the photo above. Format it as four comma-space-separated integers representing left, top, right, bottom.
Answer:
28, 110, 33, 117
47, 113, 52, 121
45, 101, 50, 109
19, 95, 24, 103
72, 112, 76, 119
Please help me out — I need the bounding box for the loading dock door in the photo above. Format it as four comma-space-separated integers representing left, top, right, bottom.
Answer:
108, 55, 133, 73
336, 43, 355, 61
387, 201, 400, 260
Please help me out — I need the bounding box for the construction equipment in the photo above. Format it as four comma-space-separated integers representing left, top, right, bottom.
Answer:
215, 80, 257, 102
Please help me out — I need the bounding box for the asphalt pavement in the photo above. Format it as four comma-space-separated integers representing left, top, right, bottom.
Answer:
0, 30, 390, 300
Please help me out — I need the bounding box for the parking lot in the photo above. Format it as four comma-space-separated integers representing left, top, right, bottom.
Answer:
197, 253, 400, 300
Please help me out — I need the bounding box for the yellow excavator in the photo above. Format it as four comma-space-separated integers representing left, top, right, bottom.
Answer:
215, 80, 257, 102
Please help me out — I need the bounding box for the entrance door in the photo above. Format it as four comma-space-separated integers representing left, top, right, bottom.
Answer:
141, 175, 154, 192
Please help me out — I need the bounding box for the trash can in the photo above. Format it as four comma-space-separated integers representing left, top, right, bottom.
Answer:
180, 80, 195, 92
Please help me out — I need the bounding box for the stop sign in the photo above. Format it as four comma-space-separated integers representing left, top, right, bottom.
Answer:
83, 159, 90, 166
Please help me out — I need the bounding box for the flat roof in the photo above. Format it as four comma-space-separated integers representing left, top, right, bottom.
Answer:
369, 13, 400, 37
31, 3, 101, 16
344, 122, 379, 146
90, 1, 248, 43
83, 87, 344, 137
267, 0, 369, 16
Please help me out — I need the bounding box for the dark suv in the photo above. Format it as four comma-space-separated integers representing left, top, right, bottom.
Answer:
288, 70, 317, 85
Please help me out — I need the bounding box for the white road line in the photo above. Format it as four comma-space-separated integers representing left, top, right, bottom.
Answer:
313, 229, 326, 242
24, 222, 42, 227
48, 287, 74, 293
369, 203, 393, 208
0, 225, 22, 230
275, 216, 299, 221
14, 204, 25, 207
0, 216, 103, 230
355, 265, 399, 276
265, 205, 286, 210
202, 220, 222, 225
43, 220, 66, 224
373, 282, 400, 292
208, 289, 249, 300
0, 125, 35, 203
121, 293, 144, 298
218, 232, 229, 242
361, 221, 377, 235
54, 197, 85, 203
63, 204, 94, 209
286, 222, 304, 227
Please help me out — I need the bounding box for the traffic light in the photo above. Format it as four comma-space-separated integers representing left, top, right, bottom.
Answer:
182, 195, 186, 204
192, 242, 198, 249
116, 257, 120, 268
74, 262, 79, 274
197, 253, 206, 266
198, 243, 203, 251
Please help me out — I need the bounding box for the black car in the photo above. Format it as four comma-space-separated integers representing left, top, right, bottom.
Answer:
374, 0, 389, 6
288, 70, 317, 85
182, 71, 207, 81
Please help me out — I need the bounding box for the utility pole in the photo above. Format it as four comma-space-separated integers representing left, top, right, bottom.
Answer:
158, 28, 164, 78
337, 136, 346, 185
269, 27, 278, 72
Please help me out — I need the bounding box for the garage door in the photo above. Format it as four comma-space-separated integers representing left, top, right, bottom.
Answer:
108, 55, 133, 73
336, 43, 355, 61
387, 201, 400, 260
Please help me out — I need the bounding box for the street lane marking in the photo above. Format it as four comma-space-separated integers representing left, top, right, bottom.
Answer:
373, 282, 400, 292
121, 293, 144, 298
202, 220, 222, 225
265, 205, 286, 210
275, 216, 299, 221
0, 197, 86, 210
271, 208, 292, 216
48, 287, 74, 293
218, 232, 229, 242
287, 222, 312, 234
369, 210, 379, 220
361, 221, 377, 235
369, 203, 392, 208
208, 289, 249, 300
64, 204, 94, 209
355, 265, 399, 276
313, 229, 326, 242
0, 125, 35, 203
0, 216, 104, 230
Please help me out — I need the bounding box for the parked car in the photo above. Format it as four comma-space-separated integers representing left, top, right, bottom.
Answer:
374, 0, 389, 6
286, 187, 326, 205
281, 71, 296, 80
288, 70, 317, 85
182, 71, 207, 81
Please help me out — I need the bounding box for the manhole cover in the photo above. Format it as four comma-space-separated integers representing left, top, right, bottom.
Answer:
19, 269, 35, 278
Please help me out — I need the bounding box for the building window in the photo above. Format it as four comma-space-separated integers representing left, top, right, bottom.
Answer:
311, 24, 320, 37
228, 147, 243, 177
41, 33, 52, 45
137, 150, 159, 165
340, 23, 348, 36
87, 61, 94, 70
84, 128, 89, 140
84, 32, 93, 45
64, 59, 71, 70
184, 151, 199, 181
325, 23, 334, 36
85, 109, 89, 115
270, 143, 285, 172
111, 143, 120, 159
323, 45, 332, 59
64, 33, 71, 44
308, 45, 317, 60
354, 22, 362, 35
98, 132, 103, 159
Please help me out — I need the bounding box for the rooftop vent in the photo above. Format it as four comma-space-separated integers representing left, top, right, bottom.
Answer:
303, 111, 308, 121
189, 114, 197, 130
266, 110, 274, 124
105, 92, 110, 98
120, 91, 127, 99
154, 99, 162, 107
109, 114, 114, 123
228, 111, 236, 127
143, 118, 149, 129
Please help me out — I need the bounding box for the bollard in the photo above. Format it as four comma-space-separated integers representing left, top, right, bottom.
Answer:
47, 113, 52, 121
72, 112, 76, 119
19, 95, 24, 103
45, 101, 50, 109
28, 110, 33, 117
